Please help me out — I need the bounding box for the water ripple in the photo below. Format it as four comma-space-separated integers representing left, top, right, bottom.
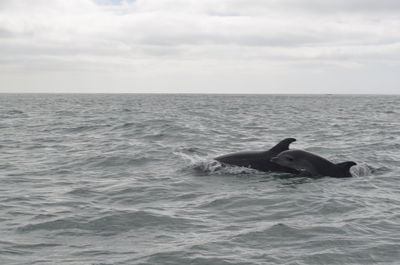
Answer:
1, 94, 400, 265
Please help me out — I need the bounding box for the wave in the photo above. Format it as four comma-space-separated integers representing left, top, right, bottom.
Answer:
63, 124, 111, 133
92, 155, 152, 168
350, 163, 374, 177
175, 151, 258, 175
17, 210, 201, 235
351, 163, 391, 177
111, 122, 136, 130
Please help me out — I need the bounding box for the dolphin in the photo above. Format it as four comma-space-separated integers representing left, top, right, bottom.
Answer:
271, 149, 356, 178
214, 138, 300, 173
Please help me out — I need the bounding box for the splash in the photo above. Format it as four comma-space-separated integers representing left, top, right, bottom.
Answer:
174, 151, 258, 175
350, 163, 373, 177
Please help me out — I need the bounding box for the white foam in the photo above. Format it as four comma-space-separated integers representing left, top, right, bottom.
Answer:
350, 163, 373, 177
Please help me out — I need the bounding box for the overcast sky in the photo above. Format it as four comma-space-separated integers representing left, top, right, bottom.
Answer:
0, 0, 399, 93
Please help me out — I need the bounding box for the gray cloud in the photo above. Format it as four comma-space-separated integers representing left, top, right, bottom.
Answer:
0, 0, 399, 93
281, 0, 400, 13
223, 0, 400, 15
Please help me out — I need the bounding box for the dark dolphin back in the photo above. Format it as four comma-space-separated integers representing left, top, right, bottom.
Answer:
214, 137, 298, 173
334, 161, 357, 178
268, 138, 296, 155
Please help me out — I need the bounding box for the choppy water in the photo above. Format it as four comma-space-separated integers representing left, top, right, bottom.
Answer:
1, 94, 399, 265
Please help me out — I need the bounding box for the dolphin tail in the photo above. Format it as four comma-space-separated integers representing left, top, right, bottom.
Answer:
335, 161, 357, 177
269, 138, 296, 154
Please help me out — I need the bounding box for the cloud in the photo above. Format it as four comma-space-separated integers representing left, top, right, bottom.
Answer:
277, 0, 400, 13
0, 0, 399, 93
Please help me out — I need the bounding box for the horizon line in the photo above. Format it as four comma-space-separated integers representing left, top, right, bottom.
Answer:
0, 92, 399, 96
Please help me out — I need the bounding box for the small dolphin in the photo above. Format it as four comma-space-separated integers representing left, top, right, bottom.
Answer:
214, 138, 299, 173
271, 149, 356, 178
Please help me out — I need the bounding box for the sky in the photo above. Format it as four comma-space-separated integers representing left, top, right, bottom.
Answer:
0, 0, 399, 94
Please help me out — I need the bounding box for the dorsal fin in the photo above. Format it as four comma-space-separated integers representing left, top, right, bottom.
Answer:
269, 138, 296, 154
335, 161, 357, 177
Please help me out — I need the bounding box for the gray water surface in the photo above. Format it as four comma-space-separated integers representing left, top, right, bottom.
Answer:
0, 94, 399, 265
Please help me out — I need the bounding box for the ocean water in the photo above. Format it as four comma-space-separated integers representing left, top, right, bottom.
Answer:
0, 94, 399, 265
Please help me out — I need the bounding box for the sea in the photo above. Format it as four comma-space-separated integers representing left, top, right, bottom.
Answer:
0, 94, 399, 265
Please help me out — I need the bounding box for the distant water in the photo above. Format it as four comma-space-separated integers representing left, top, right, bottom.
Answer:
1, 94, 399, 265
